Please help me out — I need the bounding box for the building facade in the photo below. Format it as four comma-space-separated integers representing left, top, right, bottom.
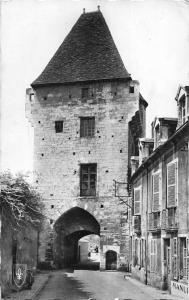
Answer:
26, 9, 147, 270
129, 85, 189, 297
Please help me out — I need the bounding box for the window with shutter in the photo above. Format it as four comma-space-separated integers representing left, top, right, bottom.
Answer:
80, 117, 95, 137
80, 164, 97, 196
134, 187, 141, 215
167, 160, 178, 208
152, 172, 160, 212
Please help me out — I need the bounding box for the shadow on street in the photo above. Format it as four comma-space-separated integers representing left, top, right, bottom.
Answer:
36, 270, 93, 300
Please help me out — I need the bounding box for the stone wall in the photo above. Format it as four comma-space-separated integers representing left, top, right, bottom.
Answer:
1, 223, 38, 296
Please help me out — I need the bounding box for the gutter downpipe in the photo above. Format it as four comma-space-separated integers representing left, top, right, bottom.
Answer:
145, 165, 149, 285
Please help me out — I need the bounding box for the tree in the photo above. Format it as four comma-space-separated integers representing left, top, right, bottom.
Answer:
0, 172, 44, 230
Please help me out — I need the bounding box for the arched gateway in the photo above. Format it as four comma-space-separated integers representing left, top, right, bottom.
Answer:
53, 207, 100, 268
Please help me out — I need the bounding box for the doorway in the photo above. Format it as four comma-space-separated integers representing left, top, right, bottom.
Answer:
106, 250, 117, 270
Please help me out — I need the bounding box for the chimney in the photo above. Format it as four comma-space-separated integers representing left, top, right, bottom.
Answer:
130, 156, 139, 175
138, 138, 154, 166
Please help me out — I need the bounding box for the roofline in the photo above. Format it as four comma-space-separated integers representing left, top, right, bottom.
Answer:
139, 93, 148, 108
82, 9, 102, 15
175, 85, 189, 101
31, 76, 132, 89
130, 120, 189, 181
151, 117, 178, 126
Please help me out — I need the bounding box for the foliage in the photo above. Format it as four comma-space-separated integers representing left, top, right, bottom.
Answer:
0, 172, 44, 229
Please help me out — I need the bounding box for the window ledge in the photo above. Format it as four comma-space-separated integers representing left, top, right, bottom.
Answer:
78, 196, 98, 200
80, 136, 95, 139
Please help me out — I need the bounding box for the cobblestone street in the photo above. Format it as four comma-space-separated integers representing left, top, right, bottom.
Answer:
36, 270, 181, 300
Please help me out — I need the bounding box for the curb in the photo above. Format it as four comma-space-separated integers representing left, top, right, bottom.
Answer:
25, 273, 51, 300
123, 274, 184, 300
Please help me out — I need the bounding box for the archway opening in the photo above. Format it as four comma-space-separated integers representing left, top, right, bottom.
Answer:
106, 250, 117, 270
77, 234, 100, 270
54, 207, 100, 269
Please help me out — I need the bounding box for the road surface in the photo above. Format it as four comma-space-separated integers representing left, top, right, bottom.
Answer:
36, 270, 178, 300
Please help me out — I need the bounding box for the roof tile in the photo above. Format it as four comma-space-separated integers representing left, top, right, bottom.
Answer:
32, 11, 130, 87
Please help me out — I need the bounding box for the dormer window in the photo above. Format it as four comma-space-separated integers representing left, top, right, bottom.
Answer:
180, 96, 186, 124
155, 124, 160, 148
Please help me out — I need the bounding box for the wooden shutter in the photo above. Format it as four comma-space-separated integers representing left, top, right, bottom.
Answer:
167, 161, 177, 207
187, 238, 189, 256
173, 238, 178, 279
152, 172, 160, 212
134, 188, 141, 215
133, 216, 141, 233
150, 240, 153, 271
185, 238, 189, 279
142, 239, 146, 268
149, 213, 153, 230
150, 239, 157, 272
183, 248, 187, 277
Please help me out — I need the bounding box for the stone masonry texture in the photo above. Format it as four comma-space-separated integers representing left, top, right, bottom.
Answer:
26, 79, 142, 270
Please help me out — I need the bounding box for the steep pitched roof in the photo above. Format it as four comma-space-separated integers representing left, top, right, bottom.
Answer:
32, 10, 131, 87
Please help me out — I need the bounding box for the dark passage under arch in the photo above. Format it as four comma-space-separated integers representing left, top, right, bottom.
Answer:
53, 207, 100, 268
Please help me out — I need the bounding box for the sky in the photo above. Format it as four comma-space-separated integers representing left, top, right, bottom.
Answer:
1, 0, 189, 174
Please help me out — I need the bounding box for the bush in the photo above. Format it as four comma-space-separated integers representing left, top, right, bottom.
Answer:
0, 172, 44, 230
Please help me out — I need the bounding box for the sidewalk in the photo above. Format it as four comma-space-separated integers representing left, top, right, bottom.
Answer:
124, 273, 185, 300
3, 272, 50, 300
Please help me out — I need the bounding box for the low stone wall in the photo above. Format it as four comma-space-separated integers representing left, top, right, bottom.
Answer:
1, 224, 38, 297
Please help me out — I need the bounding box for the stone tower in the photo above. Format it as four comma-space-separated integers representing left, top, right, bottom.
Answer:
26, 9, 147, 270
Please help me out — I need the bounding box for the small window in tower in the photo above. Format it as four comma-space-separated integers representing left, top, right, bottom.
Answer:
29, 93, 34, 101
55, 121, 63, 133
81, 87, 89, 98
129, 86, 134, 93
80, 163, 97, 196
80, 117, 95, 137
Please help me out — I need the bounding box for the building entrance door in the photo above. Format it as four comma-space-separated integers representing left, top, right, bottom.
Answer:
163, 239, 171, 289
106, 250, 117, 270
